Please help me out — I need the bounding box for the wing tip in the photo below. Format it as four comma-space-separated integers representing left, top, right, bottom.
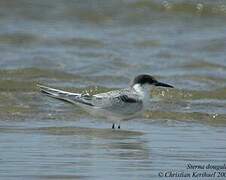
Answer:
36, 84, 56, 96
37, 84, 49, 89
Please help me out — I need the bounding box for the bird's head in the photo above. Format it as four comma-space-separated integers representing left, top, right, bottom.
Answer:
131, 74, 174, 96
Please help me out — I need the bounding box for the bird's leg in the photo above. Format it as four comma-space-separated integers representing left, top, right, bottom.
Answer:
118, 124, 120, 129
112, 123, 115, 129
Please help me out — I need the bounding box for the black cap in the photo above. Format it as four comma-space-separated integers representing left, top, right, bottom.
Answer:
132, 74, 173, 88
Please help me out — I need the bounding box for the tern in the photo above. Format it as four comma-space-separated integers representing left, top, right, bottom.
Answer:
38, 74, 173, 129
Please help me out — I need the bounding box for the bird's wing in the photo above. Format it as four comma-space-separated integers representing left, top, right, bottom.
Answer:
93, 89, 143, 111
37, 84, 94, 106
93, 90, 143, 116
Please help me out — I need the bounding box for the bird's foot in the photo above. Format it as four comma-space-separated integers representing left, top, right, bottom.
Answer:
112, 123, 121, 129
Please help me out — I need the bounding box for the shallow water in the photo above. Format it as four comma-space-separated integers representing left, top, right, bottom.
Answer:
0, 0, 226, 179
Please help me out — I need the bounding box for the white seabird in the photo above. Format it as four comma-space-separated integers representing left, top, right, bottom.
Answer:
38, 74, 173, 129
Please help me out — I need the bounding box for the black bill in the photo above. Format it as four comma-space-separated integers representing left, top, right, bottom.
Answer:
154, 81, 174, 88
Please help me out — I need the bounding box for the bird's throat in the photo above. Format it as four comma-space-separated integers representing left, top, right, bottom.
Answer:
133, 84, 150, 99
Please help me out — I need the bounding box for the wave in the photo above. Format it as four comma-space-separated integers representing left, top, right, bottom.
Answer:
0, 0, 226, 24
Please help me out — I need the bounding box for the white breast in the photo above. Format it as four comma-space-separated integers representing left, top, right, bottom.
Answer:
132, 84, 150, 107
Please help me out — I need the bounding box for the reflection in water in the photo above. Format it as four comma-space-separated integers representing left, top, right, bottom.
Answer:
35, 126, 144, 137
1, 122, 226, 179
0, 125, 153, 179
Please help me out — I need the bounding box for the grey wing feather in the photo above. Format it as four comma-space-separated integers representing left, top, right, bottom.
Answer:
38, 85, 143, 116
37, 84, 94, 106
116, 94, 139, 103
93, 89, 143, 115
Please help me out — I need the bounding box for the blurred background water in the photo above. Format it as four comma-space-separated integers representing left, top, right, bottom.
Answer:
0, 0, 226, 179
